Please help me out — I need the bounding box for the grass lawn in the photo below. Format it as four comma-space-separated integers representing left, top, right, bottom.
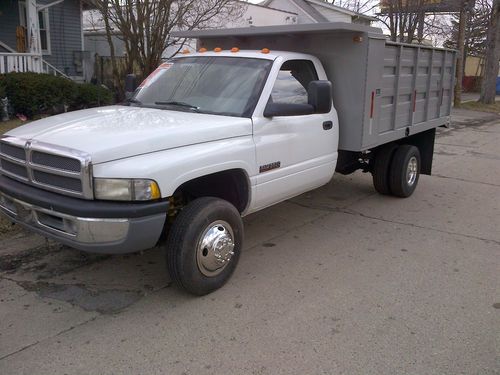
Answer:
0, 118, 29, 135
460, 101, 500, 114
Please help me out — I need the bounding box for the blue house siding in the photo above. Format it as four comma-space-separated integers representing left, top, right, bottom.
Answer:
41, 0, 83, 77
0, 1, 22, 52
0, 0, 83, 77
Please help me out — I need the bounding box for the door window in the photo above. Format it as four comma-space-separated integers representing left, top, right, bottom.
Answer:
271, 60, 318, 105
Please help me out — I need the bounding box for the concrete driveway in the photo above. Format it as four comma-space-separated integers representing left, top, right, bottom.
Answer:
1, 109, 499, 375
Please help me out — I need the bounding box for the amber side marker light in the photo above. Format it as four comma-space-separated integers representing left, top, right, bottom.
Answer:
353, 36, 363, 43
231, 47, 240, 53
214, 47, 223, 52
199, 47, 208, 53
261, 48, 270, 54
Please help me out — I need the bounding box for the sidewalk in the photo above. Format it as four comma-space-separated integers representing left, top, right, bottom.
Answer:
460, 92, 500, 103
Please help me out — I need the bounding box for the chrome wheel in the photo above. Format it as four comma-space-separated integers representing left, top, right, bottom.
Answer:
406, 156, 418, 186
196, 220, 235, 277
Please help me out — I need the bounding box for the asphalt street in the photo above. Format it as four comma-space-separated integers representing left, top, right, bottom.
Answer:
0, 108, 499, 375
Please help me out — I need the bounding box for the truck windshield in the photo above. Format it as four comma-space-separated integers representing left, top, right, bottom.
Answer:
132, 56, 273, 118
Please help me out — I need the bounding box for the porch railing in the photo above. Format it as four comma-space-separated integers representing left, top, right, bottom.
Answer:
0, 53, 70, 79
0, 52, 43, 74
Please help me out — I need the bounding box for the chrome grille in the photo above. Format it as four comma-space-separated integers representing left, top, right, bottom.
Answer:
33, 170, 83, 191
31, 151, 82, 172
1, 159, 28, 179
0, 143, 26, 161
0, 137, 92, 199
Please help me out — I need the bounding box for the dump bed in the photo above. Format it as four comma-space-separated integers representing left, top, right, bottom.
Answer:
173, 23, 456, 152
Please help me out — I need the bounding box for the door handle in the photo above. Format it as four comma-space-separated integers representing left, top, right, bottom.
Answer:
323, 121, 333, 130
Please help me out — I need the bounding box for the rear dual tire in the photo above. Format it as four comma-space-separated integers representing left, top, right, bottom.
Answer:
389, 145, 421, 197
372, 144, 421, 198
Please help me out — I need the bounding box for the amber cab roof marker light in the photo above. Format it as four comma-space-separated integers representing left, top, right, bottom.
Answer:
261, 48, 270, 54
214, 47, 223, 52
181, 49, 191, 54
198, 47, 208, 53
231, 47, 240, 53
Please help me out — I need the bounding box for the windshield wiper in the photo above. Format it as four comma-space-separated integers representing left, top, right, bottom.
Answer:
154, 101, 200, 112
125, 98, 142, 105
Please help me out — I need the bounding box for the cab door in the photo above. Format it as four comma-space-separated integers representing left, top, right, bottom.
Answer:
251, 58, 339, 211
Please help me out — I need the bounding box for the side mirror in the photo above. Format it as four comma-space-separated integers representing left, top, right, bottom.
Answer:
124, 74, 137, 99
308, 80, 332, 114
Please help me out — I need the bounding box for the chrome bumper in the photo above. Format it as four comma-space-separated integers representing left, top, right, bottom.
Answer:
0, 191, 166, 254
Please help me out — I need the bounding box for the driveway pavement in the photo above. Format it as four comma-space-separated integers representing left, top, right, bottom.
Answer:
0, 109, 499, 375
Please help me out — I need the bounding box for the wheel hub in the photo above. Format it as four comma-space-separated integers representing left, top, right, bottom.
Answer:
406, 156, 418, 186
197, 221, 235, 277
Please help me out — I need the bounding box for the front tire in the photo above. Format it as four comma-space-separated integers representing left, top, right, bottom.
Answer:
389, 145, 421, 198
165, 197, 243, 296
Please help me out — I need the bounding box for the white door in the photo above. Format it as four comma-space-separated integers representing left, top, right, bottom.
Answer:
251, 58, 338, 211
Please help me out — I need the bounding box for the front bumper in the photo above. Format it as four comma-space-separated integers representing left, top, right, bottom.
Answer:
0, 175, 168, 254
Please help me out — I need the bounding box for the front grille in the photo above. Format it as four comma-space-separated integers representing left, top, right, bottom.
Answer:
1, 159, 28, 179
0, 142, 26, 161
33, 170, 82, 192
31, 151, 82, 172
0, 137, 92, 199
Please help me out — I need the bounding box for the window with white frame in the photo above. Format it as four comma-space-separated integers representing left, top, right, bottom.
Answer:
18, 1, 51, 54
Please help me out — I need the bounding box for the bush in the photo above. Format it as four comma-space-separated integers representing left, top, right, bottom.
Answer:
0, 72, 113, 118
72, 83, 113, 109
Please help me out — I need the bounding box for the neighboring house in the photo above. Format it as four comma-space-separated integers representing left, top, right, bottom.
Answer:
259, 0, 375, 25
0, 0, 93, 81
83, 1, 299, 58
464, 56, 485, 78
83, 1, 299, 82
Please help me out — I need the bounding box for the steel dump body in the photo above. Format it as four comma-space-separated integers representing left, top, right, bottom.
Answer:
174, 23, 456, 152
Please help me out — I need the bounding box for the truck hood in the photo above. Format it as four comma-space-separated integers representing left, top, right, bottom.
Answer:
6, 106, 253, 164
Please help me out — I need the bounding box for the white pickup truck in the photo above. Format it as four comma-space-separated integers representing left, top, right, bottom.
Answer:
0, 24, 455, 295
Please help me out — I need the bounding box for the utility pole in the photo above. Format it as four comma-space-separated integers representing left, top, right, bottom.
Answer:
453, 4, 467, 108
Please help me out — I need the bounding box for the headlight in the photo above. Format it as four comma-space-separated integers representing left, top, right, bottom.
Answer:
94, 178, 161, 201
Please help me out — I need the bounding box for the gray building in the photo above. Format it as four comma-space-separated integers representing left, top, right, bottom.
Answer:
0, 0, 92, 81
260, 0, 375, 25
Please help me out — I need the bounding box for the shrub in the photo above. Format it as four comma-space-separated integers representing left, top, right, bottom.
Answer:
0, 72, 113, 118
72, 83, 113, 109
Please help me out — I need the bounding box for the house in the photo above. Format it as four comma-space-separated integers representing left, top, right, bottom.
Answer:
82, 1, 299, 83
259, 0, 375, 25
0, 0, 93, 81
83, 1, 299, 59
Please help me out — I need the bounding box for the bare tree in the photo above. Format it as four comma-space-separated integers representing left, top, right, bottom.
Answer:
332, 0, 379, 14
479, 0, 500, 103
443, 0, 491, 58
377, 0, 427, 43
91, 0, 244, 94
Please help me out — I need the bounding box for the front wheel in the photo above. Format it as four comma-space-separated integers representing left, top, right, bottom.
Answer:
164, 197, 243, 295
